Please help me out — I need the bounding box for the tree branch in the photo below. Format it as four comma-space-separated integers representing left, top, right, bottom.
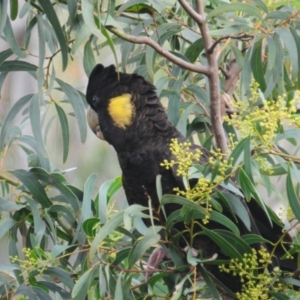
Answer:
180, 0, 228, 154
208, 33, 254, 54
106, 26, 210, 76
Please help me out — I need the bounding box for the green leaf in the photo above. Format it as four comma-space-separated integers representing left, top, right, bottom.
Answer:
128, 233, 161, 268
43, 267, 74, 289
206, 3, 263, 21
176, 103, 195, 137
82, 173, 97, 221
11, 169, 52, 208
89, 211, 124, 260
3, 18, 26, 58
54, 103, 70, 163
0, 217, 16, 239
185, 38, 204, 63
30, 168, 80, 212
238, 168, 272, 226
0, 264, 20, 272
241, 234, 270, 245
228, 136, 248, 167
210, 211, 240, 236
26, 197, 46, 242
10, 0, 18, 20
275, 27, 298, 79
72, 268, 97, 299
161, 194, 207, 215
114, 273, 124, 300
0, 197, 25, 212
29, 94, 50, 171
0, 60, 38, 73
82, 217, 100, 237
201, 227, 246, 260
56, 79, 87, 143
243, 135, 253, 183
286, 167, 300, 222
251, 37, 266, 92
0, 0, 8, 37
36, 13, 46, 104
83, 36, 96, 77
217, 191, 251, 231
98, 177, 122, 222
38, 0, 68, 70
0, 48, 13, 64
100, 24, 119, 67
198, 265, 221, 300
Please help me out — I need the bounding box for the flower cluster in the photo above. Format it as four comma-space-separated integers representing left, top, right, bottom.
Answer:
11, 247, 49, 276
219, 247, 285, 300
160, 138, 202, 177
225, 82, 300, 148
161, 139, 233, 224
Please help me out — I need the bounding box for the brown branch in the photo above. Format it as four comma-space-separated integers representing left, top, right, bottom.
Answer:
208, 33, 254, 54
106, 26, 210, 76
180, 0, 228, 154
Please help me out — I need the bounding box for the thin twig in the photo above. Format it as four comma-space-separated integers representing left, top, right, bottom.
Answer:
106, 26, 210, 76
208, 33, 254, 54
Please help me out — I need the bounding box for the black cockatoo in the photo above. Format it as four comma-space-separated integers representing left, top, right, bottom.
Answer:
86, 64, 298, 295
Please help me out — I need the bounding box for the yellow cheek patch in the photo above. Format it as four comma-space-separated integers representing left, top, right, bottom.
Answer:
108, 94, 134, 129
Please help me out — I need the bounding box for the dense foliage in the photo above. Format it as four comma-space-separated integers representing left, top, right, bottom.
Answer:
0, 0, 300, 299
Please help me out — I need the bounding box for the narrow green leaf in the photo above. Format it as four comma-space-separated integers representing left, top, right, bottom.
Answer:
114, 273, 124, 300
0, 197, 25, 212
201, 227, 244, 260
10, 0, 18, 20
176, 104, 195, 137
100, 24, 119, 67
89, 211, 124, 260
82, 217, 100, 237
0, 94, 32, 150
198, 265, 221, 300
54, 103, 69, 163
72, 268, 97, 298
286, 167, 300, 222
210, 211, 240, 236
83, 36, 96, 77
30, 168, 80, 212
275, 27, 298, 79
82, 173, 97, 221
43, 267, 74, 289
3, 18, 26, 58
29, 94, 50, 171
238, 168, 272, 226
251, 38, 266, 91
0, 48, 13, 64
0, 217, 16, 239
228, 136, 248, 167
241, 234, 270, 245
36, 13, 45, 104
26, 197, 46, 242
38, 0, 68, 70
0, 264, 20, 272
217, 191, 251, 231
185, 38, 204, 63
128, 233, 160, 268
290, 27, 300, 89
206, 3, 263, 21
243, 135, 253, 183
71, 24, 91, 55
56, 79, 87, 143
11, 169, 52, 208
0, 1, 8, 37
161, 194, 207, 215
0, 60, 38, 73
